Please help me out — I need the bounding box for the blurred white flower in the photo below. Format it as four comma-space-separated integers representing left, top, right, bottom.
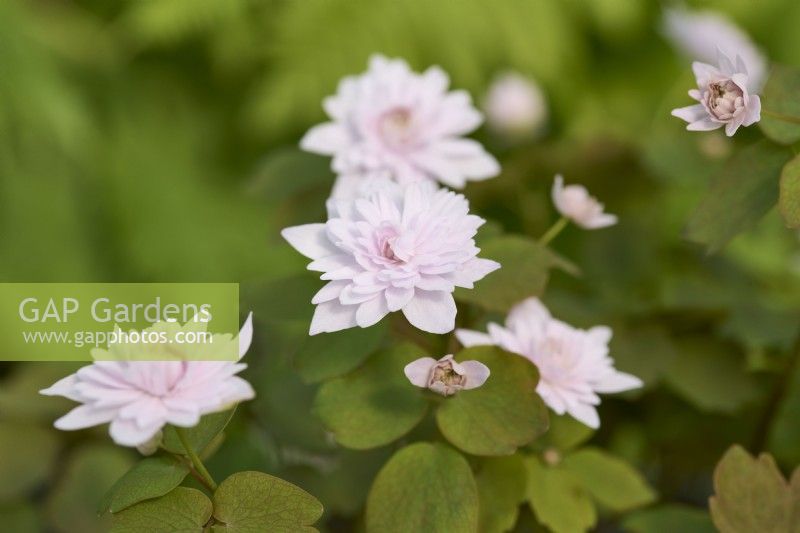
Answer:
662, 7, 767, 91
301, 54, 500, 190
404, 354, 490, 396
456, 298, 641, 428
282, 182, 500, 335
552, 175, 617, 229
40, 314, 255, 448
671, 51, 761, 137
483, 72, 547, 137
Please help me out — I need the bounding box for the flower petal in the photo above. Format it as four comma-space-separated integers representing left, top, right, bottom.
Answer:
281, 224, 338, 260
460, 360, 491, 390
454, 328, 494, 347
54, 404, 116, 431
594, 371, 643, 393
309, 300, 358, 335
300, 122, 351, 155
403, 357, 437, 387
238, 312, 253, 359
355, 296, 390, 328
402, 290, 457, 334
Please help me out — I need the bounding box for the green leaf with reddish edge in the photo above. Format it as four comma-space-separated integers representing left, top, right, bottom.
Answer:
455, 235, 560, 313
561, 447, 656, 512
161, 408, 235, 455
476, 455, 528, 533
436, 346, 549, 456
313, 343, 428, 450
110, 487, 212, 533
759, 65, 800, 145
294, 321, 387, 383
365, 442, 478, 533
100, 456, 190, 514
684, 140, 792, 253
779, 154, 800, 228
709, 445, 800, 533
210, 471, 323, 532
525, 456, 596, 533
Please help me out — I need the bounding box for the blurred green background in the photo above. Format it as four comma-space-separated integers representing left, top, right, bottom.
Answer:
1, 0, 800, 531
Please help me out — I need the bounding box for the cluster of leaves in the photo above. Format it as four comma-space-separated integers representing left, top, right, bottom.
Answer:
2, 0, 800, 531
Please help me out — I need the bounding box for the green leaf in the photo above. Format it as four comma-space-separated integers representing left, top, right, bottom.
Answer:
161, 409, 235, 456
779, 154, 800, 228
623, 504, 715, 533
664, 339, 761, 414
455, 235, 558, 313
538, 414, 594, 453
768, 350, 800, 466
436, 346, 549, 456
0, 503, 41, 533
365, 442, 479, 533
210, 471, 323, 532
525, 456, 596, 533
100, 456, 190, 514
684, 140, 792, 253
0, 422, 60, 501
759, 65, 800, 145
110, 487, 212, 533
46, 444, 134, 533
294, 322, 386, 383
561, 447, 656, 512
476, 455, 528, 533
313, 343, 428, 449
709, 445, 800, 533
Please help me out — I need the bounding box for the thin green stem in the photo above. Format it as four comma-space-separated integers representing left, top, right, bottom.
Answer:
538, 217, 569, 247
175, 427, 217, 491
762, 109, 800, 125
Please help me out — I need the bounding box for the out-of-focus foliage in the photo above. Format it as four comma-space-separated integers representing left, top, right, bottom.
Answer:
0, 0, 799, 531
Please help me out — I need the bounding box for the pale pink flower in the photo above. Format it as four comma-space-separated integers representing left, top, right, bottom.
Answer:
456, 298, 641, 428
404, 354, 490, 396
281, 182, 500, 335
301, 55, 500, 190
552, 175, 617, 230
40, 314, 255, 448
484, 72, 547, 137
671, 50, 761, 137
662, 7, 767, 91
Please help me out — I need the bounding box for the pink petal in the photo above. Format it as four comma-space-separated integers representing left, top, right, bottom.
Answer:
402, 290, 456, 334
309, 300, 358, 335
404, 357, 437, 387
300, 122, 351, 155
454, 329, 493, 347
460, 360, 491, 390
281, 224, 338, 260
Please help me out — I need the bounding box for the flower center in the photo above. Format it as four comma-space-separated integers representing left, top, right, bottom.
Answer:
374, 222, 411, 265
378, 107, 416, 150
431, 364, 466, 388
707, 80, 743, 118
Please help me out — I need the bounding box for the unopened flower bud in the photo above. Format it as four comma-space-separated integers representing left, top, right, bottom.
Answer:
404, 354, 490, 396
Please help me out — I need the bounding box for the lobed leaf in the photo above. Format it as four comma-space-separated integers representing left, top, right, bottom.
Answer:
435, 346, 549, 456
365, 442, 479, 533
779, 154, 800, 228
525, 456, 596, 533
709, 445, 800, 533
684, 140, 792, 253
294, 322, 386, 384
759, 65, 800, 145
110, 487, 212, 533
561, 447, 656, 512
313, 343, 428, 449
211, 471, 323, 532
476, 455, 528, 533
100, 456, 190, 514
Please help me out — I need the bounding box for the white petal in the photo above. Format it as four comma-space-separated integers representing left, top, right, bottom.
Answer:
309, 300, 358, 335
402, 291, 457, 334
238, 312, 253, 359
40, 374, 84, 402
687, 118, 722, 131
725, 120, 740, 137
594, 371, 643, 393
452, 258, 501, 288
312, 280, 348, 304
404, 357, 437, 387
109, 417, 163, 447
300, 122, 351, 155
355, 296, 390, 328
385, 286, 414, 312
671, 104, 707, 124
567, 402, 600, 429
54, 404, 116, 430
582, 213, 618, 230
743, 95, 761, 126
455, 329, 494, 347
460, 360, 491, 390
281, 224, 338, 260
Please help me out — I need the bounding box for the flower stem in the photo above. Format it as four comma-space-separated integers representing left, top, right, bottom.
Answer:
175, 427, 217, 491
538, 217, 569, 247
